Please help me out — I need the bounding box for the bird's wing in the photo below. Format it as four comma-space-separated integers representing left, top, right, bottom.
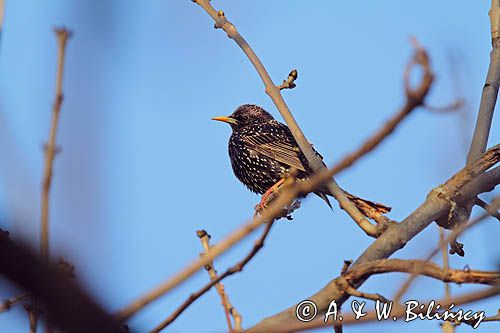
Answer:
242, 123, 307, 172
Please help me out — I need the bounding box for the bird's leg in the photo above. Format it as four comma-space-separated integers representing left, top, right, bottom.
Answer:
259, 178, 286, 211
254, 181, 283, 219
253, 169, 301, 220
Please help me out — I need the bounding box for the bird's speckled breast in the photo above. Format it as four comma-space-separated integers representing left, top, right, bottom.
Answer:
228, 126, 288, 194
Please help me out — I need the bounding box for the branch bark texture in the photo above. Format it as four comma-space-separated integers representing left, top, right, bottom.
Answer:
445, 0, 500, 231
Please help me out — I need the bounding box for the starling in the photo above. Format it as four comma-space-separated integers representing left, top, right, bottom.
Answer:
212, 104, 390, 214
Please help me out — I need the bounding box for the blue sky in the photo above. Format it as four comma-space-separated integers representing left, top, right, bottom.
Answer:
0, 1, 499, 332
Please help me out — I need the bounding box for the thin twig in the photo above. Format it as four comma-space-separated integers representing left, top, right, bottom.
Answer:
331, 38, 434, 176
476, 197, 500, 221
230, 306, 243, 333
424, 98, 465, 113
344, 285, 389, 303
198, 230, 234, 333
439, 229, 452, 299
41, 27, 71, 262
24, 303, 38, 333
393, 196, 500, 302
0, 293, 30, 313
193, 0, 379, 237
439, 228, 455, 333
333, 309, 343, 333
479, 309, 500, 323
39, 27, 71, 333
459, 308, 500, 327
149, 220, 276, 332
343, 288, 500, 329
343, 258, 500, 285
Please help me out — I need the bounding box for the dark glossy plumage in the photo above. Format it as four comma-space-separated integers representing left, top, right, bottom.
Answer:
213, 104, 390, 212
227, 105, 315, 193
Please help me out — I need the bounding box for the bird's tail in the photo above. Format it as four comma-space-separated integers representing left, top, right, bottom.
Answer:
342, 190, 391, 216
316, 192, 333, 210
318, 188, 391, 217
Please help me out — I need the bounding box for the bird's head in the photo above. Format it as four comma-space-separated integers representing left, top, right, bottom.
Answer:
212, 104, 274, 130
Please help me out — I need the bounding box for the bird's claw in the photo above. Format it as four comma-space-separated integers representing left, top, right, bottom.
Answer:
253, 178, 286, 218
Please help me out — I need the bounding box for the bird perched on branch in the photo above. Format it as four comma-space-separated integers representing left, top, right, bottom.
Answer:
212, 104, 390, 215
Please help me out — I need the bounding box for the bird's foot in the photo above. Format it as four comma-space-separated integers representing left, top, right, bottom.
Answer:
261, 178, 286, 209
253, 171, 301, 220
253, 178, 287, 219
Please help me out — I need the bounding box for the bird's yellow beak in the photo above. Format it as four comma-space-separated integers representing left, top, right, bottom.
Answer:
211, 116, 238, 125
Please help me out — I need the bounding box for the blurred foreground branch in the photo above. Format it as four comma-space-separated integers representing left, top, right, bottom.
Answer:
0, 293, 30, 313
331, 38, 434, 175
0, 230, 123, 333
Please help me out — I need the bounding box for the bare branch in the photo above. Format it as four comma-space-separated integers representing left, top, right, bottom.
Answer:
38, 27, 72, 333
333, 310, 343, 333
476, 197, 500, 222
198, 230, 236, 332
445, 0, 500, 239
0, 232, 123, 333
0, 293, 30, 313
23, 303, 39, 333
394, 196, 500, 302
41, 27, 71, 262
424, 98, 465, 113
347, 259, 500, 286
438, 228, 455, 333
481, 309, 500, 323
148, 220, 276, 332
460, 308, 500, 328
344, 285, 390, 304
331, 38, 434, 176
247, 145, 500, 332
